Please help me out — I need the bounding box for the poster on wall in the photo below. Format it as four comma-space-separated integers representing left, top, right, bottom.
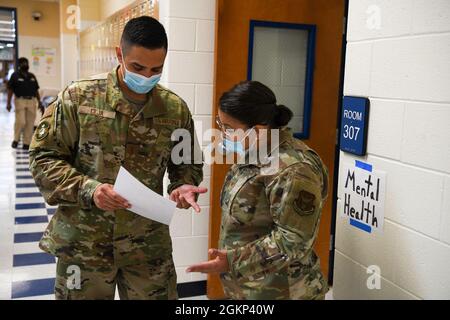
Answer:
31, 46, 56, 76
340, 160, 386, 233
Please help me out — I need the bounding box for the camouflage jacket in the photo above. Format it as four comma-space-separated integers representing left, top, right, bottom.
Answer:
29, 67, 203, 266
219, 128, 329, 299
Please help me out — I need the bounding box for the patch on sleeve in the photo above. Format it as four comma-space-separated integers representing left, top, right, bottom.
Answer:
36, 121, 50, 141
294, 190, 316, 215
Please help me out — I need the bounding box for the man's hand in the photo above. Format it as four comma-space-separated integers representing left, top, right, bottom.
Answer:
6, 103, 11, 112
186, 249, 229, 274
169, 184, 207, 213
93, 183, 131, 211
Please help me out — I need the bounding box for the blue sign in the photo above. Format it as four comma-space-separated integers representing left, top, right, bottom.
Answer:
340, 96, 370, 156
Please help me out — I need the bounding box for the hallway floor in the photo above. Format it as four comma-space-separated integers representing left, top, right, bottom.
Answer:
0, 106, 56, 299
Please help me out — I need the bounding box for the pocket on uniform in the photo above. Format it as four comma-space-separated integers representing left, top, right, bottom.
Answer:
78, 114, 101, 143
152, 127, 174, 166
97, 119, 124, 173
77, 114, 102, 175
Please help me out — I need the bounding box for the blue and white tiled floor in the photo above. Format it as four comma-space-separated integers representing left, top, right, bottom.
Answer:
0, 104, 57, 300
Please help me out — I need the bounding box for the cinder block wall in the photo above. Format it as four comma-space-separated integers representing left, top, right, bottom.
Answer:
159, 0, 215, 284
334, 0, 450, 299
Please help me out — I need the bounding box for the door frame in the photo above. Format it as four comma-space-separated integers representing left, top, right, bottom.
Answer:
327, 0, 349, 285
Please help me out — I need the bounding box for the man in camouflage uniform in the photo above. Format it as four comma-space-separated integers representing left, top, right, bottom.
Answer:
29, 17, 204, 300
188, 127, 328, 300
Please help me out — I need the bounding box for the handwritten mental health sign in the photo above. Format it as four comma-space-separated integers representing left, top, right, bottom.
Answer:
340, 160, 386, 233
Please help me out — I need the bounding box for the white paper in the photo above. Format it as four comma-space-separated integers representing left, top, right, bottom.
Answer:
113, 166, 176, 225
340, 162, 386, 233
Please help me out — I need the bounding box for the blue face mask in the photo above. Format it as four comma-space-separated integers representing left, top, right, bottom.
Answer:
122, 62, 161, 94
220, 138, 245, 156
219, 128, 255, 156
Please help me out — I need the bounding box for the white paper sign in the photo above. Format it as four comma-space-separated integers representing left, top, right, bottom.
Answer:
340, 161, 386, 233
113, 167, 176, 225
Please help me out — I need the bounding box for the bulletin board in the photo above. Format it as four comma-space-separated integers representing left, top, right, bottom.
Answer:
31, 46, 57, 76
79, 0, 159, 79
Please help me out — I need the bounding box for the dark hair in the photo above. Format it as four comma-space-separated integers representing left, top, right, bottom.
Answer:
121, 16, 168, 54
18, 57, 29, 65
219, 81, 293, 128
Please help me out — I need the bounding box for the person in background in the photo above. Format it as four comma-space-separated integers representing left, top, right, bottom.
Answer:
7, 57, 44, 150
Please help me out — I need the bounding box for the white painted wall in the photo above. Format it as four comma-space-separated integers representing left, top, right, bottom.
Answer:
159, 0, 215, 284
19, 36, 62, 91
334, 0, 450, 299
60, 34, 79, 87
100, 0, 136, 20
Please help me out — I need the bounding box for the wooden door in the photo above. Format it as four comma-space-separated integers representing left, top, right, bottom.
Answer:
208, 0, 345, 299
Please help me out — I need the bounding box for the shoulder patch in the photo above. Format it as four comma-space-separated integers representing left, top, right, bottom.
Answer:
294, 190, 316, 215
36, 121, 50, 141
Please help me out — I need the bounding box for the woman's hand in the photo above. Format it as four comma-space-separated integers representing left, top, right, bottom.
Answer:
186, 249, 229, 274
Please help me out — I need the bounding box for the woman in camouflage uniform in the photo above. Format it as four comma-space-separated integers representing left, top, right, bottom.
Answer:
188, 81, 329, 300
